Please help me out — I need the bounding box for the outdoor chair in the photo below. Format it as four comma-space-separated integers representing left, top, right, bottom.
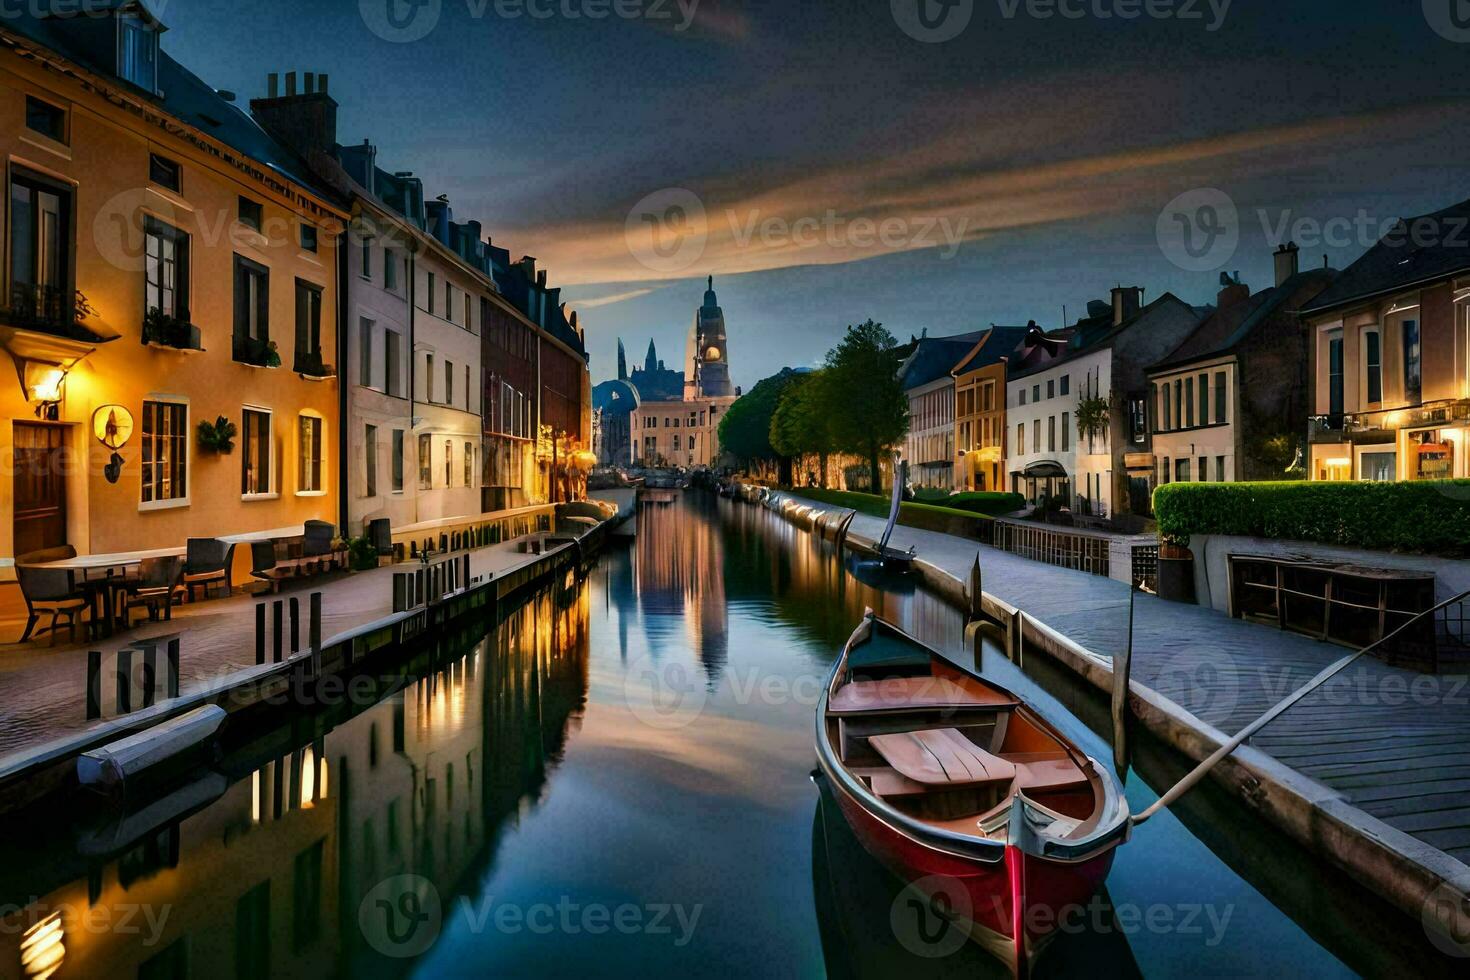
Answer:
15, 564, 89, 646
249, 540, 292, 594
368, 518, 393, 557
183, 538, 236, 601
301, 520, 336, 573
123, 556, 184, 626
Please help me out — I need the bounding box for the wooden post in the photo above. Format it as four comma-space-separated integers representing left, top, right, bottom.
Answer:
272, 600, 283, 663
86, 651, 102, 720
116, 649, 133, 715
167, 638, 180, 699
310, 592, 322, 676
393, 573, 405, 613
255, 603, 266, 665
141, 648, 157, 709
289, 596, 300, 654
415, 569, 425, 607
968, 553, 983, 623
462, 554, 471, 590
1112, 583, 1136, 777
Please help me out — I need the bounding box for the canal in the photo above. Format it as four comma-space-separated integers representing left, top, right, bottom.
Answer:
0, 493, 1432, 977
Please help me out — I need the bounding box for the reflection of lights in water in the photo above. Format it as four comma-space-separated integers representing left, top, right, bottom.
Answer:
301, 747, 316, 807
251, 769, 262, 823
21, 912, 63, 980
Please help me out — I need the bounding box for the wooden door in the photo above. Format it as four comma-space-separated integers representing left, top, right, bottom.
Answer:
13, 422, 68, 557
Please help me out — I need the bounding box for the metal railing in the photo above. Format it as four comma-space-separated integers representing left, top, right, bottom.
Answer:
994, 522, 1111, 577
3, 282, 81, 336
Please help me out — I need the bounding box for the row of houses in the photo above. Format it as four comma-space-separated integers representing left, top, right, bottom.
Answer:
902, 212, 1470, 524
0, 2, 591, 575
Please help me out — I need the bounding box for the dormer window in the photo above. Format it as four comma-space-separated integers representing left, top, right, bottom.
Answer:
117, 15, 159, 92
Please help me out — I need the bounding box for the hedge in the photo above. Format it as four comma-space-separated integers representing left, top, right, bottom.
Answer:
793, 488, 1013, 526
1154, 481, 1470, 556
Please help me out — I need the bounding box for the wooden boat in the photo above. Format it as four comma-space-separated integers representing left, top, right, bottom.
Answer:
815, 612, 1130, 974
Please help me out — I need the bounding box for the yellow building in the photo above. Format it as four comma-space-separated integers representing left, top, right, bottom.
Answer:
951, 327, 1028, 492
0, 5, 345, 576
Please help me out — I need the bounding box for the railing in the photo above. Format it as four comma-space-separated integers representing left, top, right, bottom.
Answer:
293, 349, 336, 379
2, 282, 86, 338
994, 521, 1111, 577
1131, 544, 1160, 593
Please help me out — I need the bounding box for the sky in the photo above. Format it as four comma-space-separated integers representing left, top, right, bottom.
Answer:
153, 0, 1470, 389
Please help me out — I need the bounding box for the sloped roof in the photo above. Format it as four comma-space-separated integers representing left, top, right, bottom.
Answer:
1149, 269, 1336, 374
950, 325, 1030, 376
3, 4, 337, 205
899, 331, 989, 390
1300, 196, 1470, 315
1008, 292, 1199, 381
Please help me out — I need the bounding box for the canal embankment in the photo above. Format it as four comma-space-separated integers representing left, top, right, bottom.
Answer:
0, 509, 624, 813
737, 484, 1470, 948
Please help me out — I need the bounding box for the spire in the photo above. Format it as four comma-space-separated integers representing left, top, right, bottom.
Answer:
617, 339, 627, 380
645, 339, 658, 375
703, 275, 718, 309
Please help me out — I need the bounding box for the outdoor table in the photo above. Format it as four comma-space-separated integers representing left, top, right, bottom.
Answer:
19, 549, 184, 639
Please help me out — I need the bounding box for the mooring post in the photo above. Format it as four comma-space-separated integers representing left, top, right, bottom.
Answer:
290, 596, 300, 654
310, 591, 322, 676
255, 603, 266, 665
273, 600, 284, 663
86, 651, 102, 720
1112, 583, 1137, 777
167, 637, 180, 699
116, 648, 133, 715
141, 647, 157, 709
393, 573, 406, 613
416, 569, 425, 607
968, 554, 983, 622
462, 554, 471, 591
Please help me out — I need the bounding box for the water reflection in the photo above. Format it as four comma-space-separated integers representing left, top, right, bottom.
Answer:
0, 492, 1426, 978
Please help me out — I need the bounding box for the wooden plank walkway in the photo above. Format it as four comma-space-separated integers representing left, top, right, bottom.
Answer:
793, 496, 1470, 866
0, 537, 557, 759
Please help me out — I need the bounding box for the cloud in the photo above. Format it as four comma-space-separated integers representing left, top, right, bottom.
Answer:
571, 286, 665, 309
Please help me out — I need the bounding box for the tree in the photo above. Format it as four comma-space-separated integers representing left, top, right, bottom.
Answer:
770, 371, 835, 487
822, 320, 908, 492
718, 368, 804, 480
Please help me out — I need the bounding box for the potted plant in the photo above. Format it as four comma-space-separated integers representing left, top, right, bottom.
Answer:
294, 348, 336, 379
143, 307, 203, 351
198, 415, 237, 454
348, 536, 379, 572
234, 335, 282, 368
1075, 394, 1111, 444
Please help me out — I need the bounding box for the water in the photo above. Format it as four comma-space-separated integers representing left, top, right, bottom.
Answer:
0, 493, 1430, 978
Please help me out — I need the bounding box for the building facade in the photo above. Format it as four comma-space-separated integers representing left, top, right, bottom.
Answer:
899, 331, 986, 491
0, 7, 345, 574
1302, 199, 1470, 483
1149, 246, 1335, 487
952, 326, 1028, 492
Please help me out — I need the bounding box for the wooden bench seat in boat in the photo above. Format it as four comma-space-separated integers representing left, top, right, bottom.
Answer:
868, 728, 1018, 787
829, 676, 1019, 716
1008, 752, 1090, 794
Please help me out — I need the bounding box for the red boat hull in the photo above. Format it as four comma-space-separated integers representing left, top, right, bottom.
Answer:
832, 779, 1118, 969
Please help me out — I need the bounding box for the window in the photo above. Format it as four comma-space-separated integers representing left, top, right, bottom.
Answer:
445, 359, 453, 405
361, 236, 373, 280
144, 217, 189, 321
1184, 376, 1195, 427
294, 280, 323, 372
140, 400, 187, 505
298, 415, 323, 493
1214, 371, 1227, 424
1032, 420, 1040, 454
1128, 397, 1146, 443
673, 434, 681, 452
1361, 451, 1396, 482
427, 273, 436, 315
1161, 457, 1170, 485
299, 223, 318, 253
1327, 329, 1344, 416
384, 248, 397, 290
445, 284, 455, 324
1047, 380, 1055, 399
1402, 319, 1421, 404
392, 430, 404, 492
365, 424, 378, 497
418, 434, 432, 489
1364, 329, 1382, 404
465, 366, 471, 412
1159, 382, 1170, 431
233, 256, 269, 355
238, 197, 263, 232
25, 96, 66, 143
385, 330, 401, 396
8, 170, 71, 326
1174, 379, 1184, 428
1198, 374, 1209, 425
1048, 416, 1056, 452
359, 319, 374, 387
242, 408, 271, 495
444, 440, 452, 487
1033, 384, 1041, 403
1216, 456, 1227, 482
464, 441, 474, 487
1062, 412, 1070, 451
1198, 457, 1208, 482
118, 16, 158, 91
1019, 389, 1027, 406
1175, 458, 1191, 483
425, 353, 435, 402
1017, 423, 1025, 454
149, 154, 181, 192
464, 292, 471, 329
1060, 375, 1069, 397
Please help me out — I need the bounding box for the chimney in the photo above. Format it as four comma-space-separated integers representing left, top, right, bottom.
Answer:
1217, 272, 1250, 311
520, 256, 538, 283
1111, 286, 1142, 326
1274, 241, 1300, 287
251, 69, 340, 165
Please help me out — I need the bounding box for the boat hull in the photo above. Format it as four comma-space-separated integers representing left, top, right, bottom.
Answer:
826, 767, 1118, 968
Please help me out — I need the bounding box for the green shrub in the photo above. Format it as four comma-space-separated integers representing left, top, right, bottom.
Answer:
792, 487, 1005, 527
348, 536, 380, 571
940, 492, 1026, 517
1154, 481, 1470, 556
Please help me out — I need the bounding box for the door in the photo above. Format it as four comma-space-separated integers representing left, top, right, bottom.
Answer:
13, 422, 68, 557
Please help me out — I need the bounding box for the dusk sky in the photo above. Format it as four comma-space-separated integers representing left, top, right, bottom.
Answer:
160, 0, 1470, 388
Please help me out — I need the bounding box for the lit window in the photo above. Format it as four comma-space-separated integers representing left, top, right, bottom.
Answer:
141, 400, 187, 504
418, 433, 432, 489
144, 217, 189, 321
242, 408, 272, 495
299, 415, 323, 493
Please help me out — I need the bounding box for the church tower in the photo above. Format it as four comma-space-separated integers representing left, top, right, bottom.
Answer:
686, 276, 733, 398
617, 339, 627, 381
